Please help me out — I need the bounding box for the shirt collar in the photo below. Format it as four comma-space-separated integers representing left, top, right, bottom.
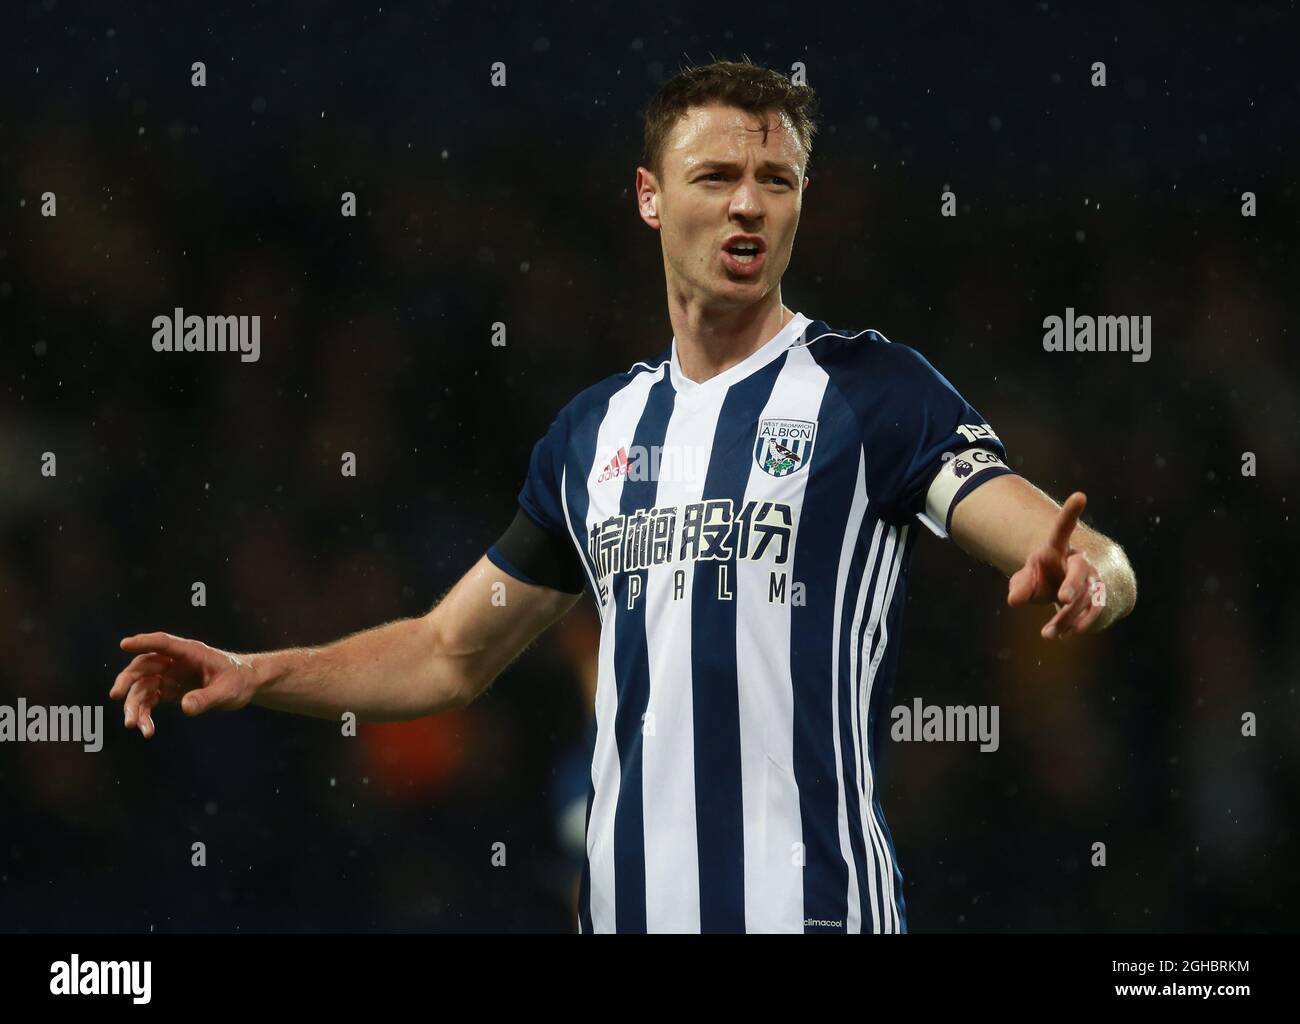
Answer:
669, 311, 811, 396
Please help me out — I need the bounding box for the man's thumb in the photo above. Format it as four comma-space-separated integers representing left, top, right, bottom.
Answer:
182, 690, 207, 715
1007, 565, 1032, 606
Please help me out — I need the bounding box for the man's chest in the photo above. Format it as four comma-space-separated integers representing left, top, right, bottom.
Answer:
574, 397, 862, 605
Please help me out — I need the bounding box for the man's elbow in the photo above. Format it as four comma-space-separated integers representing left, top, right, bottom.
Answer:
423, 611, 493, 711
1100, 541, 1137, 624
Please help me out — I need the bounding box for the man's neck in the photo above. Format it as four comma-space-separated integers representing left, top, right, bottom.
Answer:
669, 296, 794, 385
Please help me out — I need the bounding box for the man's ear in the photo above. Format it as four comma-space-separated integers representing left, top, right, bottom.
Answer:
635, 166, 661, 227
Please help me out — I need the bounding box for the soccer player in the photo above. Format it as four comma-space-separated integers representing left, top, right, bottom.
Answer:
111, 59, 1137, 933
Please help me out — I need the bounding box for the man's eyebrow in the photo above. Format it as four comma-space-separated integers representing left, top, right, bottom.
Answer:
689, 158, 799, 175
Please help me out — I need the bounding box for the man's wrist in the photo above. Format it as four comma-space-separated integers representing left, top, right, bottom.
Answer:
247, 649, 291, 702
1081, 566, 1134, 633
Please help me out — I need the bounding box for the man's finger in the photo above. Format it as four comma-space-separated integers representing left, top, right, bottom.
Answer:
1057, 575, 1106, 637
1041, 603, 1071, 639
110, 653, 174, 699
1045, 592, 1086, 639
139, 688, 163, 738
1055, 554, 1092, 606
1042, 584, 1091, 639
1007, 562, 1039, 607
1046, 492, 1087, 556
1060, 599, 1105, 638
124, 677, 158, 729
123, 676, 162, 729
120, 632, 200, 662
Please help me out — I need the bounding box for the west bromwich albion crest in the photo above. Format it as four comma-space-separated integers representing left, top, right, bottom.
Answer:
754, 418, 817, 477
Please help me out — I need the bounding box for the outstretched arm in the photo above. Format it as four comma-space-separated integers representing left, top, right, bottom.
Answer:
110, 555, 581, 737
948, 474, 1137, 638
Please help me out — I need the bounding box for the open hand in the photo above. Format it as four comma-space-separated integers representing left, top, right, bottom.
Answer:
110, 632, 258, 737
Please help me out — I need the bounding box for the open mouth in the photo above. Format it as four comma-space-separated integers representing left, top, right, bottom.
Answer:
723, 235, 765, 259
721, 236, 766, 274
724, 241, 762, 263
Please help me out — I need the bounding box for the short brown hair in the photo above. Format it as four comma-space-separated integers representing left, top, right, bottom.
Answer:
641, 58, 820, 181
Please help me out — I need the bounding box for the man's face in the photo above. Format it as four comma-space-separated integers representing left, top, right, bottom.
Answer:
638, 103, 808, 310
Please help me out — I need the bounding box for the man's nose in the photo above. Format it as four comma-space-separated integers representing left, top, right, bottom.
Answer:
729, 179, 765, 220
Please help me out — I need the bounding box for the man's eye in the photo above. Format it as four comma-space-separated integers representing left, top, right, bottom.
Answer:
698, 172, 790, 185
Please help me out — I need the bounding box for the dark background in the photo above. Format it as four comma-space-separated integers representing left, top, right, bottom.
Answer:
1, 1, 1296, 932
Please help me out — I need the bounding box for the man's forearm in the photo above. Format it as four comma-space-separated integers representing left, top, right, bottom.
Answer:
248, 615, 465, 722
950, 475, 1137, 634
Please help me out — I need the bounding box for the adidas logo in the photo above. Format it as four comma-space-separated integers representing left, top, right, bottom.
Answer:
597, 446, 630, 483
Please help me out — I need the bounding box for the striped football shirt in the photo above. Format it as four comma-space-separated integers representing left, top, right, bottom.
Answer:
486, 311, 1011, 933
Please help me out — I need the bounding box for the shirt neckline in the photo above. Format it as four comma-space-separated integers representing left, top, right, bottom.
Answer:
669, 311, 811, 397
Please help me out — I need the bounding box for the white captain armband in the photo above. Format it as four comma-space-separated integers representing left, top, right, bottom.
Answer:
916, 447, 1012, 539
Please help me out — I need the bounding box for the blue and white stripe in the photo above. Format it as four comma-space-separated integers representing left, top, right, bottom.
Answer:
561, 313, 979, 932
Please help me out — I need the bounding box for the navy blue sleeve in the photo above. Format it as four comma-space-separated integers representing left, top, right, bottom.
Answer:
517, 412, 569, 536
485, 409, 587, 593
857, 341, 1012, 534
